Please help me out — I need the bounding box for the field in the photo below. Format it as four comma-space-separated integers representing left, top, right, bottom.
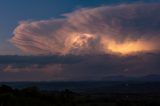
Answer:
0, 81, 160, 106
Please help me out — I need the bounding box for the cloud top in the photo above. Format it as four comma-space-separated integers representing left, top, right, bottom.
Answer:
11, 3, 160, 55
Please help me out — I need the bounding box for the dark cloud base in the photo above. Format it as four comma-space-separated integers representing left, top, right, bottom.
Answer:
0, 53, 159, 81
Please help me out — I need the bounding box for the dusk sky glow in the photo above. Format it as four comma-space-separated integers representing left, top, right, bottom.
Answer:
0, 0, 159, 55
0, 0, 160, 81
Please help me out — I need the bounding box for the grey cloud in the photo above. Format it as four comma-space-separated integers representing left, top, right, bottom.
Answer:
0, 54, 160, 81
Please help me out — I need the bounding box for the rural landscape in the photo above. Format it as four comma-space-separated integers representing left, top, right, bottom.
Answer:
0, 0, 160, 105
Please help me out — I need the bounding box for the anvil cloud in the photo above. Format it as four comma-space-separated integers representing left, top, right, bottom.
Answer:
11, 3, 160, 55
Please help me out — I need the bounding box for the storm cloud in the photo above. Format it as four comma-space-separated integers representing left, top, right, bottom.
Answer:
0, 54, 160, 81
11, 3, 160, 55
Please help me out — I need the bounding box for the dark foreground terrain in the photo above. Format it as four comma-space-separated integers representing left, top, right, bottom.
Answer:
0, 81, 160, 106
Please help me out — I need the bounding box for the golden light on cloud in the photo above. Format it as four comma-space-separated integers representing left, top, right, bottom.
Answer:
11, 4, 160, 56
102, 38, 155, 55
67, 33, 95, 48
63, 33, 156, 55
62, 33, 97, 55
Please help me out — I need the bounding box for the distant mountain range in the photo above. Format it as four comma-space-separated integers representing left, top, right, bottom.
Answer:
102, 74, 160, 81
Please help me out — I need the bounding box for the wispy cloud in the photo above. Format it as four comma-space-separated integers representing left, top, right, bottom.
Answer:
11, 3, 160, 55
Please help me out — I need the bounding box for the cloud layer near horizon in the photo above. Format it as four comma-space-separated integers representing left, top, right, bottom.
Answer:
11, 3, 160, 55
0, 54, 160, 81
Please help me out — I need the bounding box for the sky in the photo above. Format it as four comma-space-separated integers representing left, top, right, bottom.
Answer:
0, 0, 124, 55
0, 0, 159, 55
0, 0, 160, 81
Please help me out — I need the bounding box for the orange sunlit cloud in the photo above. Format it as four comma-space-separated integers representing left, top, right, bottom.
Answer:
101, 38, 155, 55
11, 4, 160, 56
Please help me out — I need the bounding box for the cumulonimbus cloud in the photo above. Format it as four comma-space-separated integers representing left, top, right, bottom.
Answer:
11, 3, 160, 55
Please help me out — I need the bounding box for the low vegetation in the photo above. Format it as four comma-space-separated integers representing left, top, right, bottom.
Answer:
0, 84, 160, 106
